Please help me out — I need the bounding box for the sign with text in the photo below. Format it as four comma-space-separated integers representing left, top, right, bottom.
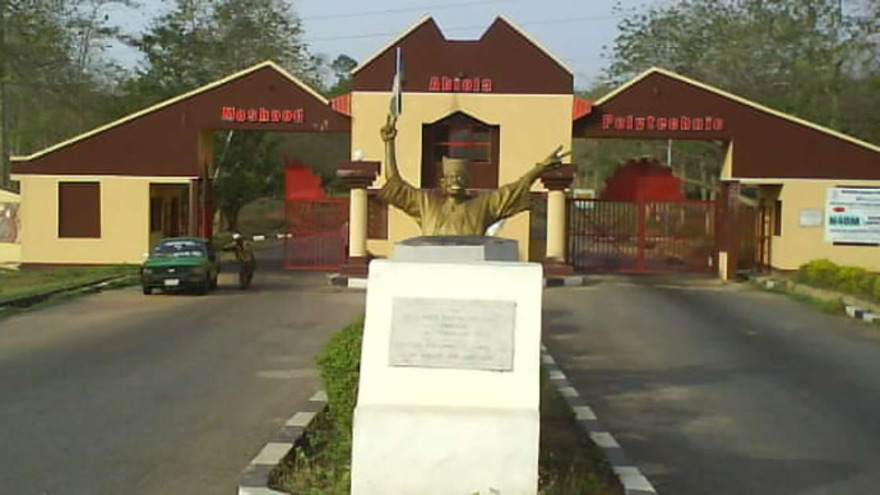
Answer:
389, 297, 515, 371
428, 76, 493, 93
221, 106, 304, 124
601, 113, 724, 132
825, 187, 880, 244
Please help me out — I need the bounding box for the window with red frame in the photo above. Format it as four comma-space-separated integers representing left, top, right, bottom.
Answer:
421, 112, 499, 189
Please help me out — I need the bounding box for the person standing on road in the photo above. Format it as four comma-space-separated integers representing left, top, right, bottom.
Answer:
224, 233, 256, 289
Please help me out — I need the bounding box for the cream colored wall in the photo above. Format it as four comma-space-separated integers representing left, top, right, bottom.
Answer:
354, 92, 573, 260
16, 175, 191, 265
757, 179, 880, 271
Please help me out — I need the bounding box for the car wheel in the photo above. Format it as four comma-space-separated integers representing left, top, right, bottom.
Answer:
143, 286, 152, 295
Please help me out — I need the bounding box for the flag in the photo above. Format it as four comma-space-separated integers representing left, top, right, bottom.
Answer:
390, 47, 403, 117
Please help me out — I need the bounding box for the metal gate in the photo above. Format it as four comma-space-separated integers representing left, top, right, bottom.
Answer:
737, 203, 772, 273
569, 199, 716, 273
284, 198, 349, 271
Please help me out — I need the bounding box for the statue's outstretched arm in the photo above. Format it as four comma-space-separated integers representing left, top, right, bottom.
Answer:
485, 146, 571, 221
378, 114, 421, 219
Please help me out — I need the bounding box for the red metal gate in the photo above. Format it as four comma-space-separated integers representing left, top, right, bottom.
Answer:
284, 198, 349, 271
569, 199, 716, 273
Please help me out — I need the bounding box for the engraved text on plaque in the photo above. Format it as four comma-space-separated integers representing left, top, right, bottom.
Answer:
389, 297, 516, 371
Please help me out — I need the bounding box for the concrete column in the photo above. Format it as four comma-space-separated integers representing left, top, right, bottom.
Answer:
337, 161, 380, 278
545, 189, 566, 260
349, 187, 368, 258
539, 164, 575, 276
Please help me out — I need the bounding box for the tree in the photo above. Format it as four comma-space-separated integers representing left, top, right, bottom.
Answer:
591, 0, 880, 197
327, 54, 357, 96
128, 0, 327, 231
0, 0, 131, 187
213, 131, 283, 233
603, 0, 879, 142
127, 0, 317, 103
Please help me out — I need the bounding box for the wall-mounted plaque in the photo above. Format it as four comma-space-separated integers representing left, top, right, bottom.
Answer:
389, 298, 516, 371
799, 209, 823, 227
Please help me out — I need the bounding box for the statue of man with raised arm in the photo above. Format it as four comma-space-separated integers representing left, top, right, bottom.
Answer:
377, 114, 569, 236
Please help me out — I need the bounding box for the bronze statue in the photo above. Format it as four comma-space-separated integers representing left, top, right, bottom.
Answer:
378, 114, 570, 236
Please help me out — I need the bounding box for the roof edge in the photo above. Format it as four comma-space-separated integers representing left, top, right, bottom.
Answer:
591, 67, 880, 153
12, 61, 331, 163
351, 15, 434, 75
494, 14, 573, 75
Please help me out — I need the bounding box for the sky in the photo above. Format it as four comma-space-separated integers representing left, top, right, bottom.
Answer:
103, 0, 661, 90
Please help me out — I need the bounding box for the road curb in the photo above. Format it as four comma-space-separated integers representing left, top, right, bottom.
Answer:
237, 390, 328, 495
541, 344, 658, 495
0, 275, 137, 311
753, 276, 880, 325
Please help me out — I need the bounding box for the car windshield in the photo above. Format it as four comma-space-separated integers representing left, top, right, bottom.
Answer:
153, 240, 206, 258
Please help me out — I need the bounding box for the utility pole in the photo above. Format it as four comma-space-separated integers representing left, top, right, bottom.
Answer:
0, 0, 9, 190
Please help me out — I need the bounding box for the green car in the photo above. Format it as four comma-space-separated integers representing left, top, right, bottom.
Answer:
140, 237, 220, 295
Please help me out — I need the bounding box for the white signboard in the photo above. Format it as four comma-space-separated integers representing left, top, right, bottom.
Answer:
799, 209, 823, 227
825, 187, 880, 244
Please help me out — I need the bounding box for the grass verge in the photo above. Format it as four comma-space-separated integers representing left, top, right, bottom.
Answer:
269, 319, 622, 494
753, 279, 847, 315
0, 265, 139, 304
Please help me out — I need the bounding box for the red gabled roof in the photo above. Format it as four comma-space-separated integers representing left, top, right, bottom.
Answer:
573, 97, 592, 120
330, 93, 351, 117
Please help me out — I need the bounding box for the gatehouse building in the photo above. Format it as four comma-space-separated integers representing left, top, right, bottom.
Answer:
7, 15, 879, 278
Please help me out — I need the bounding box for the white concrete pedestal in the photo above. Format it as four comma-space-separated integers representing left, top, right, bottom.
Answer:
351, 257, 543, 495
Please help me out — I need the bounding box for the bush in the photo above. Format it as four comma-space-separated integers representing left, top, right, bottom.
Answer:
797, 259, 838, 288
833, 266, 868, 295
795, 259, 880, 303
315, 317, 364, 442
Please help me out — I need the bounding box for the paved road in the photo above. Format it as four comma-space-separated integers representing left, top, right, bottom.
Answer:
544, 276, 880, 495
0, 244, 364, 495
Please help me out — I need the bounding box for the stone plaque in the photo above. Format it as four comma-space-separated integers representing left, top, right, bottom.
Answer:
389, 298, 516, 371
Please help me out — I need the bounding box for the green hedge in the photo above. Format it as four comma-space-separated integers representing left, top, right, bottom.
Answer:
795, 259, 880, 303
315, 317, 364, 443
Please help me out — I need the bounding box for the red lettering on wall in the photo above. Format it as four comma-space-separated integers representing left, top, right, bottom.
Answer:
598, 113, 724, 133
427, 75, 493, 93
221, 106, 306, 124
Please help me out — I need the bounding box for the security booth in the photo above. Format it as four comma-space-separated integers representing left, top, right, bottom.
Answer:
10, 62, 350, 265
574, 68, 880, 279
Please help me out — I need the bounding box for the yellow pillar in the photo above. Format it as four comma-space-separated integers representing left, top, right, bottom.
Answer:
349, 187, 368, 258
337, 160, 379, 278
539, 164, 574, 276
546, 189, 566, 261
